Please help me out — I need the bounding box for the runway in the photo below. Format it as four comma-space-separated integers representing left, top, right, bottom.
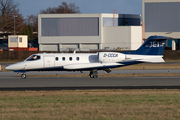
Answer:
0, 67, 180, 90
0, 69, 180, 76
0, 76, 180, 91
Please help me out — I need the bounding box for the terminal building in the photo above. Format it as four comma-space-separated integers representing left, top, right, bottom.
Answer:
143, 0, 180, 50
38, 13, 142, 51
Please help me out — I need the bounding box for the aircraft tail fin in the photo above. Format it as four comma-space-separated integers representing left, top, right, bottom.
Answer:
122, 36, 169, 55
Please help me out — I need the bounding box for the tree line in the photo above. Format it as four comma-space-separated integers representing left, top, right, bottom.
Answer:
0, 0, 80, 41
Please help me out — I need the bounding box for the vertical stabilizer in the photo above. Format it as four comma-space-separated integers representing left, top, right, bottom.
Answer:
123, 36, 169, 55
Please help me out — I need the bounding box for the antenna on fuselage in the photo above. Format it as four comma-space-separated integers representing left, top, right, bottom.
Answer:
73, 51, 76, 54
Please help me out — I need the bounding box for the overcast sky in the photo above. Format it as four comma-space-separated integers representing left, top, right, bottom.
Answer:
14, 0, 142, 18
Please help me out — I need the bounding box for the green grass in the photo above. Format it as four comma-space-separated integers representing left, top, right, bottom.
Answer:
0, 90, 180, 120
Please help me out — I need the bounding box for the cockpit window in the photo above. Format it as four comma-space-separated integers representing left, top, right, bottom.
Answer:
26, 55, 40, 61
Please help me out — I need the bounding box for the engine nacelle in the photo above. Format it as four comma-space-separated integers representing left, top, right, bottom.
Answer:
98, 52, 125, 63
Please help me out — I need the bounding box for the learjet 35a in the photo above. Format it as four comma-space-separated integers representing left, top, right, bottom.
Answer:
5, 36, 169, 79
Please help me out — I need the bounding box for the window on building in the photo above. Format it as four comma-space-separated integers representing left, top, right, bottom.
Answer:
10, 37, 17, 42
19, 37, 22, 43
41, 18, 99, 36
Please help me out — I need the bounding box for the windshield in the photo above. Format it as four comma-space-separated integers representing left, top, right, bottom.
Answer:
26, 55, 41, 61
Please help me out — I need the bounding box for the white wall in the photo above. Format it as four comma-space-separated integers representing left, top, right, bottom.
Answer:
8, 35, 28, 48
18, 36, 28, 47
103, 26, 142, 50
130, 26, 142, 50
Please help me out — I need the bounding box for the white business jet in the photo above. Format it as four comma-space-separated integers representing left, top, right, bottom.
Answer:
5, 36, 168, 79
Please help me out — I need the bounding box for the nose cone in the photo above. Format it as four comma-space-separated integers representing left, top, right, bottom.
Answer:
5, 62, 24, 71
5, 65, 15, 70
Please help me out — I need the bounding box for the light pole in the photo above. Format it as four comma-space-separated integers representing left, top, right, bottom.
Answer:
13, 15, 18, 35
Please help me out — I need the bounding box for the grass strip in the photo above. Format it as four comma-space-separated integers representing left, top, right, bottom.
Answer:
0, 89, 180, 120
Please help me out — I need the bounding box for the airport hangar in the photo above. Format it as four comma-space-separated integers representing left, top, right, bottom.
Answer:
143, 0, 180, 50
38, 13, 142, 51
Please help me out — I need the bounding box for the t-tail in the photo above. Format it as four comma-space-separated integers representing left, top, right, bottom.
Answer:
122, 36, 169, 55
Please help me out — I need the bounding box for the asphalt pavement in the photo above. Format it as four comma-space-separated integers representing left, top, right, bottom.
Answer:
0, 76, 180, 90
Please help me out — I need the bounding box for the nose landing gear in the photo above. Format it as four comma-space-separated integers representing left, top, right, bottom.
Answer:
21, 74, 26, 79
89, 70, 98, 78
14, 71, 27, 79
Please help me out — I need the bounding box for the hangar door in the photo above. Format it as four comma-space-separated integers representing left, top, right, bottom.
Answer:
81, 44, 99, 49
61, 44, 79, 49
41, 44, 59, 51
44, 56, 55, 68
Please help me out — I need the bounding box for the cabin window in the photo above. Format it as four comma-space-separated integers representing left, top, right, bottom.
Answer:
69, 57, 72, 61
62, 57, 65, 61
55, 57, 58, 61
26, 55, 40, 61
76, 57, 79, 61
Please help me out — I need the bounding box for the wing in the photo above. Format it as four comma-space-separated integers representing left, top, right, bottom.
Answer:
63, 63, 122, 70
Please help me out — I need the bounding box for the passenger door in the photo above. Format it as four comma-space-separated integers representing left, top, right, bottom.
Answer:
44, 56, 55, 68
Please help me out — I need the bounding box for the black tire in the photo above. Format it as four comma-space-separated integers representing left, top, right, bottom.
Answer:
21, 74, 26, 79
94, 75, 98, 78
90, 74, 94, 78
90, 75, 98, 78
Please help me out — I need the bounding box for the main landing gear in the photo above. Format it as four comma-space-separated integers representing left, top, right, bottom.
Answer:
21, 74, 26, 79
89, 70, 98, 78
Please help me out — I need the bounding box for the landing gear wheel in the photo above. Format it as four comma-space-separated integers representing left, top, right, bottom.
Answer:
90, 75, 98, 78
90, 74, 94, 78
93, 75, 98, 78
21, 74, 26, 79
89, 70, 98, 78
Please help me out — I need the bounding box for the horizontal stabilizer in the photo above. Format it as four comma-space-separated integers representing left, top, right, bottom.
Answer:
137, 57, 165, 63
121, 56, 164, 64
